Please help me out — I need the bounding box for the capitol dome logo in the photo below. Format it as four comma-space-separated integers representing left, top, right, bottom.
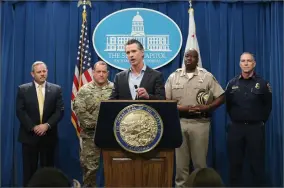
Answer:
92, 8, 182, 70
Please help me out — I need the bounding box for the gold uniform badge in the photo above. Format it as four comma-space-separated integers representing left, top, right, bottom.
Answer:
255, 83, 260, 89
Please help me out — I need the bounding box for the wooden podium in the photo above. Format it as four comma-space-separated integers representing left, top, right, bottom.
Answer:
95, 100, 182, 187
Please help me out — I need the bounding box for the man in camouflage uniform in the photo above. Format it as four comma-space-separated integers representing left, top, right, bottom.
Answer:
165, 49, 225, 187
73, 61, 113, 187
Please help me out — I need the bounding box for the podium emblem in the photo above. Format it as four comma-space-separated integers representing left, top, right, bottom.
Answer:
114, 104, 163, 153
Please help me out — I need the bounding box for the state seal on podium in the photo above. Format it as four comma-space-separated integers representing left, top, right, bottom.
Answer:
114, 104, 163, 153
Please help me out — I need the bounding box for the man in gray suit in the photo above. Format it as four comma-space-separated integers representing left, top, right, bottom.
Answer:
110, 39, 165, 100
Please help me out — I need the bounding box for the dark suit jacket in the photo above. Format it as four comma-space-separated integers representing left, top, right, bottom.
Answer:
110, 66, 166, 100
16, 82, 64, 146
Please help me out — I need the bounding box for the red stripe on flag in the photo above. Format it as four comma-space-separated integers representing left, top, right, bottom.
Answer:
73, 76, 79, 90
84, 70, 92, 82
71, 93, 76, 101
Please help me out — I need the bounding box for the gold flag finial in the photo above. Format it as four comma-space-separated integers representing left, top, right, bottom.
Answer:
78, 0, 92, 22
77, 0, 92, 8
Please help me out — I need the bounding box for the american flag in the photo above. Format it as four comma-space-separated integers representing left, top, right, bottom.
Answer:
71, 10, 93, 137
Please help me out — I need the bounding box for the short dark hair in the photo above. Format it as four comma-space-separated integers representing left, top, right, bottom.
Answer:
188, 168, 224, 187
28, 167, 71, 187
125, 38, 144, 51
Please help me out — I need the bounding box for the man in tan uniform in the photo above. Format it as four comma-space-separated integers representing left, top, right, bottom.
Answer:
165, 49, 225, 187
73, 61, 113, 187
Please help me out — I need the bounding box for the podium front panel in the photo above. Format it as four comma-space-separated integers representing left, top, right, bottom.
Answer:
95, 100, 182, 149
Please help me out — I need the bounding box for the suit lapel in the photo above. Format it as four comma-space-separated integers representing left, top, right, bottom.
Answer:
31, 82, 39, 111
30, 82, 41, 123
43, 82, 51, 116
140, 66, 152, 88
123, 70, 132, 98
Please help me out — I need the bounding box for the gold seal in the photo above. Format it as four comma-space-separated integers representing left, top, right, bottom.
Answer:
114, 104, 163, 153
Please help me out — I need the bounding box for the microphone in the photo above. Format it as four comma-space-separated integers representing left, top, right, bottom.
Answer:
134, 85, 139, 100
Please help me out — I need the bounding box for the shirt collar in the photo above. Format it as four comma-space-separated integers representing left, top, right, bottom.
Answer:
180, 67, 199, 77
92, 80, 112, 89
34, 81, 46, 88
238, 72, 256, 80
130, 63, 146, 73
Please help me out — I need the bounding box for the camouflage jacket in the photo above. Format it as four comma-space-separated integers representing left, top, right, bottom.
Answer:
73, 80, 113, 135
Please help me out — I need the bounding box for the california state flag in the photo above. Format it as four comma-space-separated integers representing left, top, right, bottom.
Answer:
183, 7, 202, 68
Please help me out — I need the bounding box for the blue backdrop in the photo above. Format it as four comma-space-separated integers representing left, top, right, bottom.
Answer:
1, 0, 283, 187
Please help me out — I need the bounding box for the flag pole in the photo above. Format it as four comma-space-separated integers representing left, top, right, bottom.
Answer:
188, 0, 193, 19
71, 0, 92, 138
77, 0, 91, 88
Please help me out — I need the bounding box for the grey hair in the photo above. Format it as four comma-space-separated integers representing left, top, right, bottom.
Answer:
240, 52, 255, 61
31, 61, 47, 72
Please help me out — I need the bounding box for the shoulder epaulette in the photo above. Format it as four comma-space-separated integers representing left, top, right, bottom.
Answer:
175, 68, 183, 72
197, 67, 208, 72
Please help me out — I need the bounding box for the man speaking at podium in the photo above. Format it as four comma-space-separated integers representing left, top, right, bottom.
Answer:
109, 39, 165, 100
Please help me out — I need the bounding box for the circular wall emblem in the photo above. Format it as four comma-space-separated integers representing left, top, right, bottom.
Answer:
114, 104, 163, 153
93, 8, 183, 70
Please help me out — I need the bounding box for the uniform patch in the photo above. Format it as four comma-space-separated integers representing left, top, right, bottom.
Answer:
267, 83, 272, 93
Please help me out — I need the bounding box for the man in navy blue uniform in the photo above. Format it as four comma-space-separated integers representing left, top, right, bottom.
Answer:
225, 52, 272, 187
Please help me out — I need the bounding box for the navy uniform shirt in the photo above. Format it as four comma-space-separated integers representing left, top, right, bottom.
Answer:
225, 73, 272, 122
